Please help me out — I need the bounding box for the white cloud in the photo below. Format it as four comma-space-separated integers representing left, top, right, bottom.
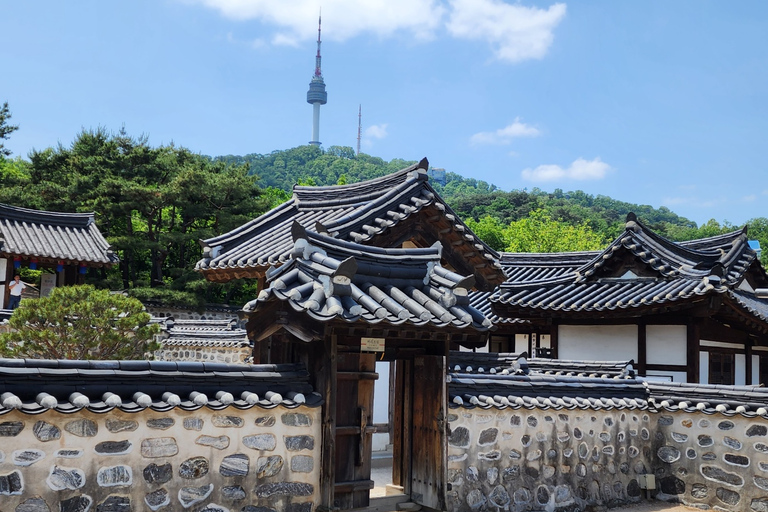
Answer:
365, 123, 388, 139
186, 0, 565, 62
470, 118, 540, 145
187, 0, 445, 43
446, 0, 566, 62
521, 157, 611, 182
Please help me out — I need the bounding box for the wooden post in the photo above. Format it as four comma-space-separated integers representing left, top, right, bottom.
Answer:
687, 321, 700, 383
637, 321, 647, 376
317, 333, 337, 510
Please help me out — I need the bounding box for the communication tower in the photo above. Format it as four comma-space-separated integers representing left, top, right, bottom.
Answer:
306, 13, 327, 146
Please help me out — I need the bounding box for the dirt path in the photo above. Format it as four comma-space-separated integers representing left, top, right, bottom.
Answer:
607, 501, 698, 512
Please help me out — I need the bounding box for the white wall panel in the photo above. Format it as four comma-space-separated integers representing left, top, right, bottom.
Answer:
646, 325, 687, 365
699, 352, 709, 384
558, 325, 638, 361
736, 354, 746, 386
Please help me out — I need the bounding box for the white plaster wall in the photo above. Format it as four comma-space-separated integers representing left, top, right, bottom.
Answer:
515, 334, 529, 354
646, 325, 687, 365
753, 355, 761, 385
699, 352, 709, 384
372, 361, 390, 452
644, 371, 688, 383
736, 353, 747, 385
558, 325, 638, 362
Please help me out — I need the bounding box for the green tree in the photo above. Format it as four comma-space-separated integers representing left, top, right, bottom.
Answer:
0, 285, 160, 360
0, 101, 19, 156
503, 209, 605, 253
465, 215, 508, 251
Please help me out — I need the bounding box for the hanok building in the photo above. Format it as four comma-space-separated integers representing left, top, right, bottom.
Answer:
0, 202, 118, 309
488, 213, 768, 386
196, 162, 768, 510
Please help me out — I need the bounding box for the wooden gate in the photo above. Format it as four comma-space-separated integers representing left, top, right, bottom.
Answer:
410, 355, 447, 510
334, 351, 378, 509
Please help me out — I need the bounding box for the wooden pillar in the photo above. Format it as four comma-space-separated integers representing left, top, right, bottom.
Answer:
746, 341, 753, 385
687, 321, 700, 383
637, 321, 647, 376
550, 324, 559, 359
316, 333, 337, 510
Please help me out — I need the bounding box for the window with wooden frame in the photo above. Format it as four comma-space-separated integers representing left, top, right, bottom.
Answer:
708, 351, 735, 385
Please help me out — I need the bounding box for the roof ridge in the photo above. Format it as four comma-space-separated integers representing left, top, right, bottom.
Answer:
0, 202, 94, 228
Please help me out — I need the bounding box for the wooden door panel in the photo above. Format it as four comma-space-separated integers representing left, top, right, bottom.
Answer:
410, 355, 446, 510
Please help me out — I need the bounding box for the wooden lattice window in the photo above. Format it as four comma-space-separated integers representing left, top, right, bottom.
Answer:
708, 351, 735, 385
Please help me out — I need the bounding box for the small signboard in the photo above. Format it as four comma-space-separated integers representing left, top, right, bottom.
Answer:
40, 273, 56, 298
361, 337, 385, 353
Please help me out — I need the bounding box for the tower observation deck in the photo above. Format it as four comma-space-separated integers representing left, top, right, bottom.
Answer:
307, 14, 327, 146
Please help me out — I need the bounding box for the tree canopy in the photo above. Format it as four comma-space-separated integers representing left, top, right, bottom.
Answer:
0, 101, 19, 157
0, 285, 160, 360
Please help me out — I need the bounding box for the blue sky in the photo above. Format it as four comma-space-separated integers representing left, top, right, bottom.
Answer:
3, 1, 767, 226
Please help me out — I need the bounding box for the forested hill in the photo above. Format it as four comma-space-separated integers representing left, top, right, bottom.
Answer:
213, 145, 732, 247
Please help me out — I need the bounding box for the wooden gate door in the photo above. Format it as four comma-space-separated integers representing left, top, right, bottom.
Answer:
334, 351, 377, 509
410, 355, 447, 510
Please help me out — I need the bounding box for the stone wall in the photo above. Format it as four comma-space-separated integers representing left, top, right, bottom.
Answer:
652, 412, 768, 511
0, 406, 321, 512
446, 406, 653, 512
154, 345, 252, 364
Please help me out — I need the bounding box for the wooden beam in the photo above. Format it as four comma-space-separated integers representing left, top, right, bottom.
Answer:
637, 321, 647, 376
687, 321, 699, 383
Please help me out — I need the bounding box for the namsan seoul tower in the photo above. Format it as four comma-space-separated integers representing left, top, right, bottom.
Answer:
306, 13, 327, 146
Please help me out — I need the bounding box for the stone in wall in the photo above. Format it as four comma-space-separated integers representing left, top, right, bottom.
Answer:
254, 482, 314, 498
715, 487, 741, 506
0, 421, 24, 436
59, 496, 92, 512
105, 419, 138, 433
196, 435, 230, 450
184, 418, 204, 431
13, 449, 45, 466
256, 456, 284, 478
282, 413, 311, 427
222, 485, 247, 500
145, 488, 170, 511
147, 418, 175, 430
178, 484, 214, 508
747, 425, 768, 437
15, 497, 50, 512
254, 416, 276, 427
284, 435, 314, 451
241, 507, 276, 512
141, 438, 178, 458
243, 434, 276, 451
64, 419, 98, 437
32, 421, 60, 442
56, 449, 83, 459
220, 454, 250, 477
291, 455, 314, 473
97, 465, 132, 487
179, 456, 210, 479
95, 440, 133, 455
700, 465, 744, 486
212, 415, 244, 428
47, 466, 86, 491
143, 463, 173, 484
0, 469, 23, 495
96, 495, 131, 512
195, 504, 230, 512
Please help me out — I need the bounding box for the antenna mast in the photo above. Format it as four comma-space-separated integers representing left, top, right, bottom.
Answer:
356, 105, 362, 156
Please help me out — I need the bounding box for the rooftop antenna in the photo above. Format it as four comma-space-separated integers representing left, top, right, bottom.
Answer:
306, 10, 327, 146
356, 105, 362, 156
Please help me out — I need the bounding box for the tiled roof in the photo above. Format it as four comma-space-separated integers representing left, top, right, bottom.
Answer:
0, 358, 320, 415
196, 159, 504, 290
157, 318, 251, 348
647, 380, 768, 417
244, 224, 492, 331
446, 352, 767, 416
447, 351, 635, 379
448, 372, 649, 410
491, 213, 768, 322
0, 203, 118, 266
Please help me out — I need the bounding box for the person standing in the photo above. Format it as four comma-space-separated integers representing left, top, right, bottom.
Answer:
8, 274, 26, 310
